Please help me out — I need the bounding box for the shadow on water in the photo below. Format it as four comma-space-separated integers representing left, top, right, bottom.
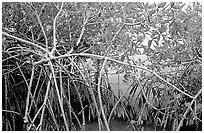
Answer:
78, 120, 159, 131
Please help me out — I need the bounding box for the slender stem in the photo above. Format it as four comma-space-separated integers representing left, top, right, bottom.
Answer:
139, 79, 170, 116
2, 110, 22, 117
51, 2, 64, 55
3, 73, 9, 130
34, 53, 195, 99
49, 61, 69, 130
59, 64, 63, 102
55, 59, 102, 130
72, 81, 85, 130
103, 23, 125, 56
16, 62, 29, 88
103, 19, 145, 56
46, 100, 60, 131
97, 57, 110, 131
35, 73, 52, 131
18, 63, 35, 127
76, 6, 88, 47
55, 59, 85, 130
108, 81, 134, 124
2, 32, 49, 54
67, 79, 72, 130
176, 89, 202, 131
34, 4, 49, 51
28, 69, 43, 114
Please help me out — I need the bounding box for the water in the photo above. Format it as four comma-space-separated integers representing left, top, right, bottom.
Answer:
80, 120, 157, 131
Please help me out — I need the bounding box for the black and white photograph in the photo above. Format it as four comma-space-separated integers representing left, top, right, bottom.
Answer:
1, 1, 202, 131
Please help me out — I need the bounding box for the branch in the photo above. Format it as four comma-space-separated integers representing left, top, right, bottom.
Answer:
2, 110, 22, 117
49, 61, 69, 130
76, 5, 89, 47
103, 19, 145, 56
33, 52, 195, 99
23, 64, 35, 124
51, 2, 64, 55
103, 23, 125, 56
27, 2, 48, 50
97, 57, 110, 131
108, 81, 135, 124
2, 32, 49, 54
138, 79, 172, 116
76, 20, 87, 47
32, 73, 52, 131
34, 4, 49, 51
176, 89, 202, 131
55, 59, 102, 130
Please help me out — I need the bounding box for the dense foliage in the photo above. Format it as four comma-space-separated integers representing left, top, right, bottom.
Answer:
2, 2, 202, 131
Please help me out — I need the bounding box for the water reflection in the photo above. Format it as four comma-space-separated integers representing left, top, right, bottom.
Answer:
80, 120, 158, 131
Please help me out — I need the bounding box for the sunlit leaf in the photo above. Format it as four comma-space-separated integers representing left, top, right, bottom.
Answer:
188, 12, 197, 18
144, 2, 148, 8
148, 4, 155, 9
149, 9, 156, 16
173, 4, 185, 10
154, 40, 159, 46
86, 10, 91, 18
148, 39, 153, 48
125, 5, 132, 13
185, 102, 193, 111
170, 2, 175, 8
173, 94, 182, 99
158, 2, 166, 8
189, 119, 194, 125
180, 3, 186, 9
158, 25, 167, 33
136, 3, 144, 9
121, 54, 125, 61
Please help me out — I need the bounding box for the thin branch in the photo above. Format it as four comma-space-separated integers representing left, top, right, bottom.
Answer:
28, 69, 43, 117
34, 73, 52, 131
55, 59, 102, 130
49, 61, 69, 130
46, 99, 60, 131
97, 57, 110, 131
76, 5, 89, 47
103, 20, 145, 56
103, 23, 125, 56
34, 4, 49, 51
28, 104, 45, 130
2, 32, 49, 54
51, 2, 64, 55
108, 81, 135, 124
176, 89, 202, 131
138, 79, 172, 117
33, 52, 195, 99
16, 62, 29, 89
2, 110, 22, 117
23, 64, 35, 126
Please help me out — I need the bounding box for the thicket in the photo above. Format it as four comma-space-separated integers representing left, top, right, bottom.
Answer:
2, 2, 202, 131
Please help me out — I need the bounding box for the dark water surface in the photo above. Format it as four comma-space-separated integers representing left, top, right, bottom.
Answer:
80, 120, 157, 131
